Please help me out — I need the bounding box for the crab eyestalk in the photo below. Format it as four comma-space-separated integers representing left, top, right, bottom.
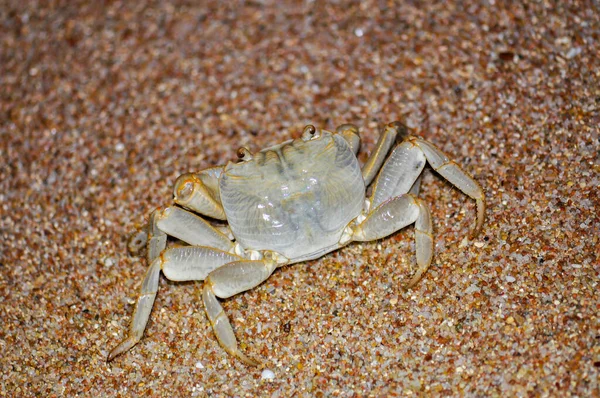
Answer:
236, 147, 253, 161
301, 125, 317, 141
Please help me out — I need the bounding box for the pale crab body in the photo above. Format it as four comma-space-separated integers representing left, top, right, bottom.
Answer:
108, 122, 486, 365
220, 131, 364, 262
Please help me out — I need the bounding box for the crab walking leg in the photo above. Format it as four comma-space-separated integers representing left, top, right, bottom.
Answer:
409, 137, 486, 237
107, 258, 161, 361
128, 206, 234, 260
406, 199, 433, 288
202, 258, 278, 365
370, 140, 427, 208
107, 246, 242, 361
154, 206, 234, 252
336, 123, 361, 155
146, 209, 167, 263
409, 174, 423, 196
160, 246, 243, 281
362, 121, 409, 186
126, 210, 169, 263
127, 209, 167, 264
353, 194, 434, 288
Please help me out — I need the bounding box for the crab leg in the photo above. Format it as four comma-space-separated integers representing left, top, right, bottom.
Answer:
202, 258, 278, 365
407, 199, 433, 287
107, 258, 161, 361
146, 210, 168, 263
409, 174, 423, 196
370, 140, 427, 208
362, 121, 409, 186
127, 209, 168, 263
154, 206, 234, 252
127, 205, 234, 263
107, 246, 242, 361
336, 123, 361, 155
409, 137, 485, 237
353, 194, 433, 288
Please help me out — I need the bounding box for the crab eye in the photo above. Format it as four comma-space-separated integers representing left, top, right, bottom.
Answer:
301, 125, 319, 141
237, 147, 253, 161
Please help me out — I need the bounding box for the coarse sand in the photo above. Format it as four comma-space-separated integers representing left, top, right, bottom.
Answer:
1, 1, 598, 396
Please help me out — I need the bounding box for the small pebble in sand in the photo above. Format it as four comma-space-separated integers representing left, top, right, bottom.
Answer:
261, 369, 275, 381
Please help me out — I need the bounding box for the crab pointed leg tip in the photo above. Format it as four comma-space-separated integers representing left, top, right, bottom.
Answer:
404, 277, 420, 290
107, 349, 118, 362
404, 268, 427, 290
470, 225, 483, 240
107, 338, 136, 362
471, 216, 485, 239
107, 346, 123, 362
474, 198, 486, 237
237, 351, 260, 367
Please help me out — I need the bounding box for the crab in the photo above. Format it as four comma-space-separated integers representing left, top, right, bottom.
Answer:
107, 121, 485, 365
